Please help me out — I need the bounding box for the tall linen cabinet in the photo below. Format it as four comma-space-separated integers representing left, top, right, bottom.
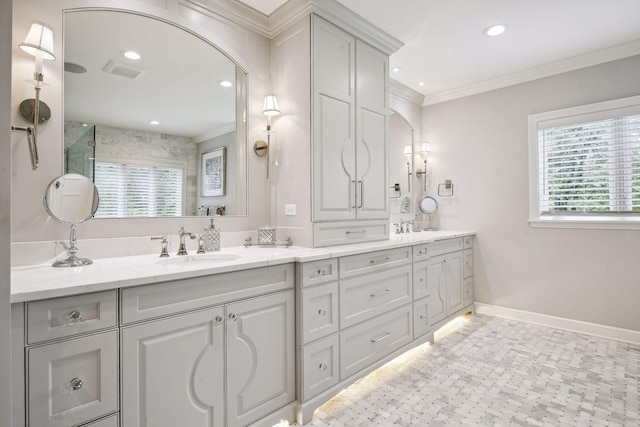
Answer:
271, 10, 403, 247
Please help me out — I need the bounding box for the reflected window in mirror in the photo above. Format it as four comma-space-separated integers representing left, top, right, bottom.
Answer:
63, 10, 247, 217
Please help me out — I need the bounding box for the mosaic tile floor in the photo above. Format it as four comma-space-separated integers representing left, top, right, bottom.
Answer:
298, 314, 640, 426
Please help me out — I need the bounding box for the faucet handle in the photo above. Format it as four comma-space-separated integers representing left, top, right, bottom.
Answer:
151, 236, 169, 257
197, 235, 206, 254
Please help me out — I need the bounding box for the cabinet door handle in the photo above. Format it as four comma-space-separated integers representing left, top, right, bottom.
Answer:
215, 315, 225, 324
351, 180, 357, 209
229, 313, 238, 322
358, 180, 363, 208
318, 309, 327, 316
70, 378, 83, 391
319, 363, 328, 371
68, 310, 83, 323
370, 289, 390, 297
370, 332, 391, 343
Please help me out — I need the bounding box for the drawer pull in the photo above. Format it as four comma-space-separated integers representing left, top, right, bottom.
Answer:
370, 289, 390, 297
419, 277, 425, 282
215, 315, 225, 324
68, 310, 83, 323
346, 230, 366, 235
318, 309, 327, 317
316, 268, 326, 277
319, 363, 328, 371
370, 332, 391, 343
419, 315, 425, 320
70, 378, 83, 391
229, 313, 238, 322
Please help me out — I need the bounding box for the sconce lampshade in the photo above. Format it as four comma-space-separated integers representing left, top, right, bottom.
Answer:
420, 143, 431, 154
403, 145, 412, 156
262, 95, 280, 117
19, 22, 55, 60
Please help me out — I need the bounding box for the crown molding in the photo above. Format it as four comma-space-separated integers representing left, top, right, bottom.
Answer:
195, 122, 237, 143
390, 79, 424, 107
423, 39, 640, 106
188, 0, 271, 37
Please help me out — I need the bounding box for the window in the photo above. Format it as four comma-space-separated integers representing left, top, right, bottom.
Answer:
528, 95, 640, 229
94, 157, 186, 218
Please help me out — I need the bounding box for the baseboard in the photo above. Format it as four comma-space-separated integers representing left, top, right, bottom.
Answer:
475, 303, 640, 345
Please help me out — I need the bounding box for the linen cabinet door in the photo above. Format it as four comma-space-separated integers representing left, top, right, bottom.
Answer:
312, 16, 357, 222
355, 39, 389, 219
121, 307, 225, 427
426, 256, 447, 325
226, 290, 295, 427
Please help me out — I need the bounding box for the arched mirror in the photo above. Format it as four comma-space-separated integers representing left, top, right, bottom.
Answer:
419, 195, 438, 231
63, 10, 247, 218
43, 174, 100, 267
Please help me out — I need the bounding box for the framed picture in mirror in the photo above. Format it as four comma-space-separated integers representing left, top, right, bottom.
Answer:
201, 147, 226, 197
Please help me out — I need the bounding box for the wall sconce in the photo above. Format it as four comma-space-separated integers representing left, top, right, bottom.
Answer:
415, 143, 430, 191
10, 21, 56, 171
254, 94, 280, 179
403, 144, 412, 192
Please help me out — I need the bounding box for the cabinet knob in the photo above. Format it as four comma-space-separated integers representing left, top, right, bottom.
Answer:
318, 309, 327, 317
68, 310, 83, 323
316, 268, 326, 277
70, 378, 83, 391
419, 277, 425, 282
215, 315, 225, 324
229, 313, 238, 322
319, 363, 328, 371
419, 315, 425, 320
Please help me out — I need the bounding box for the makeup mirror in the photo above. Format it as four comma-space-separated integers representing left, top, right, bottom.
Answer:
43, 174, 99, 267
419, 195, 438, 231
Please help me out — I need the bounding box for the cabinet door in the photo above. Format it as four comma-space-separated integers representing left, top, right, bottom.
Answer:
121, 307, 225, 427
312, 16, 357, 221
445, 252, 464, 315
426, 256, 447, 325
355, 39, 389, 219
226, 290, 295, 427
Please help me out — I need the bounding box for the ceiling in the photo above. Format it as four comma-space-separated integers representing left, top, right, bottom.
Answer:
238, 0, 640, 105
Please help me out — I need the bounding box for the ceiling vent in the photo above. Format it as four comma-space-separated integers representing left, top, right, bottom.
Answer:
102, 60, 146, 80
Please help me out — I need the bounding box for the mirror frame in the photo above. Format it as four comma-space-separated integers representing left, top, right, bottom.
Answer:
61, 6, 250, 218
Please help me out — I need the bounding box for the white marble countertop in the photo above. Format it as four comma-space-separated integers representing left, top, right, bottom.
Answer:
11, 230, 474, 303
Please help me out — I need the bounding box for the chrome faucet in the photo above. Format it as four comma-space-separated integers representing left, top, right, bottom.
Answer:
177, 227, 196, 255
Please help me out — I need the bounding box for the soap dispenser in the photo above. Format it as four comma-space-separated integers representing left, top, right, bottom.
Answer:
203, 218, 220, 251
412, 215, 422, 232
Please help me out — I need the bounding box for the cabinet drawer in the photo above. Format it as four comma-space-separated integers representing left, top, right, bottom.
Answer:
464, 277, 474, 307
463, 235, 473, 249
463, 249, 473, 278
85, 415, 119, 427
413, 244, 429, 261
413, 299, 430, 339
28, 331, 118, 427
26, 291, 117, 344
301, 335, 340, 401
430, 238, 463, 257
340, 305, 412, 380
339, 247, 412, 279
299, 259, 338, 288
312, 220, 389, 248
301, 282, 339, 344
340, 265, 412, 328
121, 263, 294, 324
413, 261, 429, 300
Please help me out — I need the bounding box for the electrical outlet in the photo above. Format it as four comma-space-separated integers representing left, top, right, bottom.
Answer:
285, 204, 296, 216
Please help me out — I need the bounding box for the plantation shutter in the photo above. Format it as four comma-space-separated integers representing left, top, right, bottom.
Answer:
538, 114, 640, 215
94, 161, 184, 217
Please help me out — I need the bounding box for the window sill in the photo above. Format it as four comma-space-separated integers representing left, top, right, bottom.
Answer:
529, 217, 640, 230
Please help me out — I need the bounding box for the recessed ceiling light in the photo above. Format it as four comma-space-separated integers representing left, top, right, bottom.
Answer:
419, 81, 425, 86
219, 80, 233, 87
123, 50, 141, 60
483, 23, 508, 37
391, 67, 401, 73
149, 120, 159, 125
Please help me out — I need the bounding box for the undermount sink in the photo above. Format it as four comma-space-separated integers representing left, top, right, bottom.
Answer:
156, 253, 242, 265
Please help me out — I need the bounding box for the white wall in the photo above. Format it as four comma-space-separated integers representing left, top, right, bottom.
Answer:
423, 55, 640, 331
11, 0, 271, 243
0, 0, 12, 421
